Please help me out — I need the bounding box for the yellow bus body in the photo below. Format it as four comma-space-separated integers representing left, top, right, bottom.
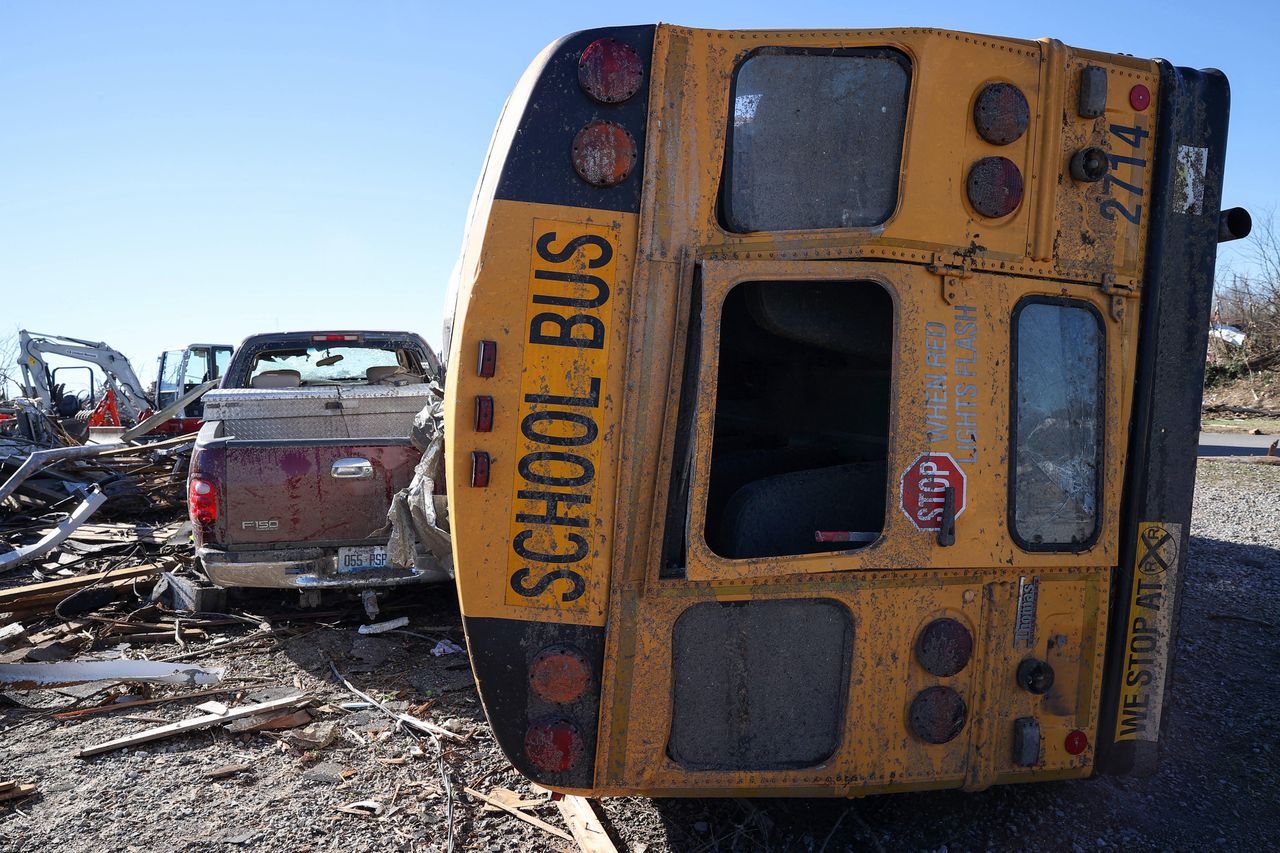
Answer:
445, 25, 1234, 796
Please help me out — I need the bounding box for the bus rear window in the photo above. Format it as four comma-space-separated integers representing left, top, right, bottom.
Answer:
723, 48, 910, 233
1010, 299, 1104, 550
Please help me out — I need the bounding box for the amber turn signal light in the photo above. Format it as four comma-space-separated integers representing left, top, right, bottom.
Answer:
529, 644, 591, 704
572, 120, 637, 187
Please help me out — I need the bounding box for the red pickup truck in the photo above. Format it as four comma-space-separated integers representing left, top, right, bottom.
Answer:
188, 331, 448, 591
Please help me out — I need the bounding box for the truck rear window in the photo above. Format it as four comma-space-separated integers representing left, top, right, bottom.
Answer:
723, 47, 911, 233
245, 344, 427, 388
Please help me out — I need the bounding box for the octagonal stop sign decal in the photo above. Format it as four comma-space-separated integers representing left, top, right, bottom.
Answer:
900, 452, 967, 531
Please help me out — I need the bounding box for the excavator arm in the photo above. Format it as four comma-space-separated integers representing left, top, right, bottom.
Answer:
17, 330, 151, 421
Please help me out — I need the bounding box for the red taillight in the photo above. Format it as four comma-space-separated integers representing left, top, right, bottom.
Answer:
474, 396, 494, 432
1065, 729, 1089, 755
477, 340, 497, 378
188, 477, 217, 526
967, 156, 1024, 218
973, 82, 1029, 145
525, 717, 584, 773
578, 37, 643, 104
529, 645, 591, 704
908, 686, 967, 744
915, 617, 974, 677
571, 120, 637, 187
312, 334, 359, 342
471, 451, 491, 487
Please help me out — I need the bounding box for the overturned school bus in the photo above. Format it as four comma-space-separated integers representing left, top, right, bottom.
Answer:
442, 24, 1249, 796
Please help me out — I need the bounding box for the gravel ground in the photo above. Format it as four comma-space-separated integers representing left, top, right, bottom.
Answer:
2, 459, 1277, 852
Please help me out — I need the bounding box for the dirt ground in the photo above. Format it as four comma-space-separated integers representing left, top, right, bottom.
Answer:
1201, 370, 1279, 412
2, 459, 1277, 852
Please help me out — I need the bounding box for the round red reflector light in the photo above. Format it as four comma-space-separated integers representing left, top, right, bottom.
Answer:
578, 38, 643, 104
916, 618, 974, 677
1129, 84, 1151, 112
1065, 729, 1089, 755
524, 717, 584, 773
908, 686, 967, 744
529, 645, 591, 704
973, 82, 1029, 145
572, 120, 637, 187
967, 156, 1025, 218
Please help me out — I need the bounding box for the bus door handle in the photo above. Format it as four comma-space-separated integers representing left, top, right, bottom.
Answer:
937, 486, 957, 547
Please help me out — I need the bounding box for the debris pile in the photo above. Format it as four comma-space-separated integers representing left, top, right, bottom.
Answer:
1, 396, 198, 573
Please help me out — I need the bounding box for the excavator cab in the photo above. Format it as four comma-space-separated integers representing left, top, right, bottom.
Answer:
154, 345, 234, 425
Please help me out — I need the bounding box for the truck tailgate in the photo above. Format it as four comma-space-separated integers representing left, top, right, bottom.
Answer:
201, 384, 433, 549
223, 441, 420, 546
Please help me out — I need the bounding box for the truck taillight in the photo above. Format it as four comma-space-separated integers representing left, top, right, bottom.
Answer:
189, 477, 218, 527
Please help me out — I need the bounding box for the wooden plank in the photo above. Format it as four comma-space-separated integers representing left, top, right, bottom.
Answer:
52, 686, 240, 719
463, 786, 572, 842
205, 763, 252, 780
0, 563, 161, 608
0, 782, 37, 802
556, 795, 619, 853
77, 694, 308, 757
224, 708, 312, 733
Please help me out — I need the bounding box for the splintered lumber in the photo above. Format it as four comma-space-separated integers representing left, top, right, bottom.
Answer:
0, 563, 162, 610
77, 693, 309, 757
463, 786, 573, 842
556, 795, 619, 853
224, 708, 312, 733
52, 685, 242, 719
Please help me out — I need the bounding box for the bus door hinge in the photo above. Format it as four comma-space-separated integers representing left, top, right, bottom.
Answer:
927, 254, 973, 306
1100, 273, 1136, 322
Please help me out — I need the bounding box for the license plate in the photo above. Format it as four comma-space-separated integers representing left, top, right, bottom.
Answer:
337, 545, 389, 573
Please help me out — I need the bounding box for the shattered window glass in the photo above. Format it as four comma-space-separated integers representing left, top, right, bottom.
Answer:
1012, 301, 1103, 548
724, 48, 910, 233
248, 346, 409, 385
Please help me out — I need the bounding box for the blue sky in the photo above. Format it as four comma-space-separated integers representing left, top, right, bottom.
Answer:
1, 2, 1274, 391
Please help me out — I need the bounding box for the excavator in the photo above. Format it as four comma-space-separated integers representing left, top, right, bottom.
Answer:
15, 330, 232, 437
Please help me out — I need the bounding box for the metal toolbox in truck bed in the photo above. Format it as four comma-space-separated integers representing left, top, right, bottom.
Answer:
202, 385, 433, 440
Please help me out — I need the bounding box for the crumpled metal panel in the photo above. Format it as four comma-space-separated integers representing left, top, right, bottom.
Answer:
386, 392, 452, 576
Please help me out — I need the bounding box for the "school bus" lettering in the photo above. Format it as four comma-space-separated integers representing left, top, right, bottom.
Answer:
506, 221, 619, 611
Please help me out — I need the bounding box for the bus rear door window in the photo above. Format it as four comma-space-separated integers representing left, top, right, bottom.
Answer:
1010, 300, 1104, 550
724, 48, 910, 233
705, 281, 892, 559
